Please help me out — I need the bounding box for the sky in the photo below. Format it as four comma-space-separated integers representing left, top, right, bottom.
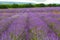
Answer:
0, 0, 60, 4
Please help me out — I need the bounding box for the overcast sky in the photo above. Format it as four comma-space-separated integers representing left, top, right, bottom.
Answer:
0, 0, 60, 4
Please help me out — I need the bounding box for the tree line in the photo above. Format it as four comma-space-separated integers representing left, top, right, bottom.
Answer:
0, 3, 60, 9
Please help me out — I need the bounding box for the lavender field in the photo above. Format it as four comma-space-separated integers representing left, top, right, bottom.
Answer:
0, 7, 60, 40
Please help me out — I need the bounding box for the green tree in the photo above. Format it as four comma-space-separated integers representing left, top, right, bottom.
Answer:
12, 4, 19, 8
0, 4, 8, 9
47, 4, 57, 7
35, 3, 46, 7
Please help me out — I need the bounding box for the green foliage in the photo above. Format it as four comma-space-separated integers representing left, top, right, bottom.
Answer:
35, 3, 46, 7
56, 4, 60, 7
11, 4, 19, 8
46, 4, 57, 7
0, 3, 60, 8
0, 4, 8, 9
18, 4, 34, 8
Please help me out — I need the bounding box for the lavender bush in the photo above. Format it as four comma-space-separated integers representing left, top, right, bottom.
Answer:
0, 7, 60, 40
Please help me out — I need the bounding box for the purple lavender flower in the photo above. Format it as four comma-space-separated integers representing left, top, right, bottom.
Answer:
0, 7, 60, 40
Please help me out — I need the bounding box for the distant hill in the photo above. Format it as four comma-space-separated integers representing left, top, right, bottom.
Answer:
0, 1, 33, 4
